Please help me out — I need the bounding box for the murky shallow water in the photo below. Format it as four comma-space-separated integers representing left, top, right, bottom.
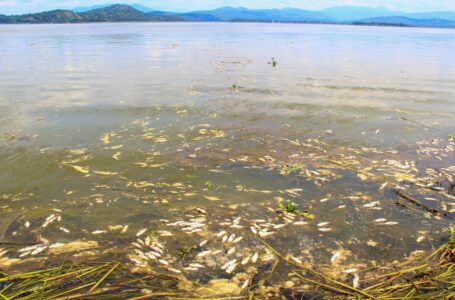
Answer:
0, 23, 454, 294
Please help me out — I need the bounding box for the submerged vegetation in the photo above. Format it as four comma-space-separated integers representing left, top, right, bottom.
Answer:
0, 231, 453, 299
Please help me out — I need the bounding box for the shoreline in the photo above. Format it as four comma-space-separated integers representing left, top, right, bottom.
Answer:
0, 20, 454, 30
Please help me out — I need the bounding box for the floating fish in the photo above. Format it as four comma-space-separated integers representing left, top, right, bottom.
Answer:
251, 252, 259, 263
136, 228, 147, 237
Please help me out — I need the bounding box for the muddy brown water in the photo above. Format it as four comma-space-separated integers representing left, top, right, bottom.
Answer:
0, 23, 454, 291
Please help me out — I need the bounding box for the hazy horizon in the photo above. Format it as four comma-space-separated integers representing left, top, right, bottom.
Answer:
1, 0, 455, 16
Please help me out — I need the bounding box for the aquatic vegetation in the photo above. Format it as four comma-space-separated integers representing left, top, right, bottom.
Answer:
1, 231, 453, 299
284, 164, 300, 175
3, 133, 16, 142
204, 180, 214, 189
279, 199, 298, 213
268, 57, 278, 67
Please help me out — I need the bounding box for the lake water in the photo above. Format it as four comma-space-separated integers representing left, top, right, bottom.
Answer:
0, 23, 454, 295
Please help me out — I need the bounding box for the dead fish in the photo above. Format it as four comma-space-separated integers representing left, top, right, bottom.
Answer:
199, 240, 208, 247
136, 228, 147, 237
261, 253, 275, 262
273, 224, 286, 229
226, 262, 238, 274
167, 268, 181, 274
59, 227, 70, 233
227, 247, 236, 255
331, 251, 341, 263
195, 208, 207, 215
250, 226, 258, 234
342, 268, 358, 274
155, 242, 165, 249
150, 251, 162, 258
232, 236, 243, 244
352, 273, 360, 288
221, 259, 237, 270
259, 229, 274, 237
134, 249, 146, 257
158, 259, 169, 266
363, 201, 380, 208
31, 245, 47, 256
150, 245, 163, 253
416, 236, 425, 243
230, 224, 244, 229
227, 234, 236, 243
293, 221, 307, 226
42, 214, 57, 228
121, 225, 129, 233
241, 279, 249, 289
129, 257, 146, 267
318, 228, 332, 232
197, 250, 212, 258
92, 230, 106, 235
289, 255, 302, 264
241, 255, 251, 265
317, 222, 329, 227
251, 252, 259, 263
19, 245, 39, 253
20, 251, 31, 257
383, 221, 398, 225
216, 230, 226, 237
190, 263, 205, 268
158, 230, 174, 237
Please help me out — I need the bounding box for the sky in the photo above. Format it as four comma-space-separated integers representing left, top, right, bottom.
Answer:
0, 0, 454, 15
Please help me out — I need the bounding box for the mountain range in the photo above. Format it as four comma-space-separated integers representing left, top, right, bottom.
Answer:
1, 4, 455, 28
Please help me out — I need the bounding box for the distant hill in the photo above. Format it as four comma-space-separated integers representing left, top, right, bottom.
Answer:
183, 7, 330, 22
322, 6, 402, 21
0, 14, 12, 23
73, 3, 154, 13
1, 10, 84, 23
354, 16, 455, 27
81, 4, 176, 22
407, 11, 455, 21
0, 5, 183, 23
0, 4, 454, 28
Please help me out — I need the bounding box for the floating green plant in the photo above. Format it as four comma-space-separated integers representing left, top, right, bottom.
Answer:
204, 180, 213, 189
268, 57, 277, 67
279, 200, 298, 213
285, 165, 300, 175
